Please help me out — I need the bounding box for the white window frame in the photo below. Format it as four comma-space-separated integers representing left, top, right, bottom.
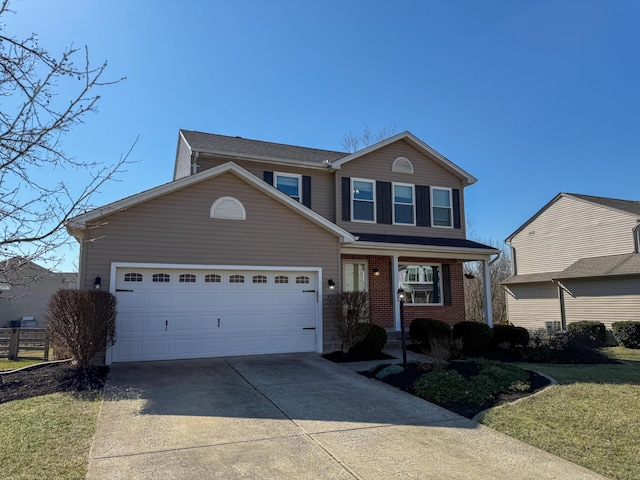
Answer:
431, 187, 453, 229
343, 260, 368, 292
398, 263, 443, 306
351, 178, 376, 223
274, 172, 302, 202
392, 182, 415, 226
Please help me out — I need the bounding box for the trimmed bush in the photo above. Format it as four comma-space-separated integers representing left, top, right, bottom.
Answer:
524, 329, 611, 364
513, 327, 530, 347
492, 325, 531, 349
351, 324, 387, 354
409, 318, 451, 346
567, 321, 606, 345
452, 321, 492, 355
612, 321, 640, 349
46, 289, 117, 368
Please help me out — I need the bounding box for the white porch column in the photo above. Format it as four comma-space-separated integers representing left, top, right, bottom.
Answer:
392, 255, 400, 330
482, 258, 493, 328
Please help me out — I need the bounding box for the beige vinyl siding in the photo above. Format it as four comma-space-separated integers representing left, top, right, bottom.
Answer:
511, 196, 638, 275
563, 277, 640, 329
80, 173, 341, 352
505, 283, 561, 330
336, 140, 467, 239
196, 154, 334, 221
173, 134, 192, 180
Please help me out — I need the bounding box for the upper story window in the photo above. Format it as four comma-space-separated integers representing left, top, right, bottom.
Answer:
124, 273, 143, 282
275, 172, 301, 202
431, 187, 453, 228
392, 157, 414, 174
351, 178, 375, 222
398, 264, 441, 305
210, 196, 246, 220
392, 183, 415, 225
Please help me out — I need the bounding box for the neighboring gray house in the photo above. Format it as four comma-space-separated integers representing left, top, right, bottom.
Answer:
503, 193, 640, 331
0, 258, 77, 328
66, 130, 498, 364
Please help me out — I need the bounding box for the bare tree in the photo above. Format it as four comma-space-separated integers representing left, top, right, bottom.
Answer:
0, 0, 133, 285
341, 123, 397, 153
464, 241, 511, 324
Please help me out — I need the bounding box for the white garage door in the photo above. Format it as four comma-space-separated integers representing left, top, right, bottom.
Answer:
110, 267, 319, 362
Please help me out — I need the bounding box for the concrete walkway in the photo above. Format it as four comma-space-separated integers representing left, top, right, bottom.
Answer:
87, 354, 606, 479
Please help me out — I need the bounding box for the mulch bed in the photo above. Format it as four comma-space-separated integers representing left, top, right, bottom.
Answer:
322, 350, 395, 363
0, 362, 109, 404
360, 362, 552, 419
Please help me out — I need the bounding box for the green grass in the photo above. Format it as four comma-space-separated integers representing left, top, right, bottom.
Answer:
481, 347, 640, 480
0, 357, 47, 371
0, 392, 102, 480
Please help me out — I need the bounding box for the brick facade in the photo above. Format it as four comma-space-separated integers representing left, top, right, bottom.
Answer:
341, 254, 467, 330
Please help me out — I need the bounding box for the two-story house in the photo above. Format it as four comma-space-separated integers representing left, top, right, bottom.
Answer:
66, 130, 498, 363
503, 193, 640, 332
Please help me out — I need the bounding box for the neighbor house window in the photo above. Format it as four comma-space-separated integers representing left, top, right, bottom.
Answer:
124, 273, 143, 282
393, 183, 415, 225
343, 261, 367, 292
431, 187, 453, 228
275, 172, 301, 202
351, 178, 375, 222
205, 274, 221, 283
398, 264, 441, 304
152, 273, 171, 283
179, 274, 196, 283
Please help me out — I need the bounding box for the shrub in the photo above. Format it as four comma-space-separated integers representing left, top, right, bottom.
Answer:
567, 321, 606, 345
524, 329, 611, 364
612, 322, 640, 349
46, 289, 117, 369
452, 321, 492, 355
409, 318, 451, 346
513, 327, 530, 347
492, 325, 530, 349
330, 292, 370, 353
351, 324, 387, 355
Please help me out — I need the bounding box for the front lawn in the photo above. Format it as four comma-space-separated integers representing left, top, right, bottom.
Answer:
0, 392, 102, 480
481, 347, 640, 480
0, 357, 47, 371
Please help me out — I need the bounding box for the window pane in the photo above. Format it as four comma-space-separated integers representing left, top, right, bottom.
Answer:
433, 207, 451, 226
353, 201, 374, 221
394, 185, 413, 204
353, 181, 374, 201
433, 189, 451, 207
344, 262, 367, 292
276, 175, 299, 198
398, 264, 441, 304
394, 204, 414, 224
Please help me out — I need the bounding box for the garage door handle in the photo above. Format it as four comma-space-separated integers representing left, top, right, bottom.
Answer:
302, 290, 316, 293
303, 327, 316, 330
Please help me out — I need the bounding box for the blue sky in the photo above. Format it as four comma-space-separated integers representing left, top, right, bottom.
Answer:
5, 0, 640, 271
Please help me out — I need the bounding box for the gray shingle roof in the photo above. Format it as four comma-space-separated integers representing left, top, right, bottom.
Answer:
567, 193, 640, 216
553, 253, 640, 280
181, 130, 347, 166
501, 271, 563, 285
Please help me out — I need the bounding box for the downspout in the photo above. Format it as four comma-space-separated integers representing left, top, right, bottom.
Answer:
191, 151, 200, 175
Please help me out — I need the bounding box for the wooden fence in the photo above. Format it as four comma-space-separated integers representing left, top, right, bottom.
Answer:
0, 328, 49, 360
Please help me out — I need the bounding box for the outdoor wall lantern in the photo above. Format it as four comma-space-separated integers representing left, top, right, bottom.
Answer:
373, 268, 380, 276
397, 288, 407, 366
328, 279, 335, 290
94, 276, 102, 291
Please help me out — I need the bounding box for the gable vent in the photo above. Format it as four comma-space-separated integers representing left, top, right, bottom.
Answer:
392, 157, 414, 174
210, 196, 246, 220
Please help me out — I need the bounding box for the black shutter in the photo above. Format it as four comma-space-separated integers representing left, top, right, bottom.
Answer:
341, 177, 351, 221
453, 189, 461, 229
433, 267, 440, 304
376, 181, 392, 224
302, 175, 311, 208
416, 185, 430, 227
263, 171, 273, 185
442, 264, 452, 306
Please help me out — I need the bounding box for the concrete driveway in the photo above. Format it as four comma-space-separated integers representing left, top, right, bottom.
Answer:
87, 354, 605, 479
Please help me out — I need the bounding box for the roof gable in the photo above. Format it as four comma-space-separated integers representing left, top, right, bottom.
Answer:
505, 192, 640, 242
67, 162, 355, 243
330, 131, 477, 186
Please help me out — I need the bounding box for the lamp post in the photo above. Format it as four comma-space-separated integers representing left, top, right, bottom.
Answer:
397, 288, 407, 366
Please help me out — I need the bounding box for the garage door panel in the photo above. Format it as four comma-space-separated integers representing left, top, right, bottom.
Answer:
112, 267, 318, 362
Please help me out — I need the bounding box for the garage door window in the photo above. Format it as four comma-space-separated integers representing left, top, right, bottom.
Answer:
124, 273, 143, 282
205, 274, 221, 283
275, 275, 289, 284
253, 275, 267, 284
179, 274, 196, 283
230, 275, 245, 283
152, 273, 171, 283
296, 276, 310, 284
